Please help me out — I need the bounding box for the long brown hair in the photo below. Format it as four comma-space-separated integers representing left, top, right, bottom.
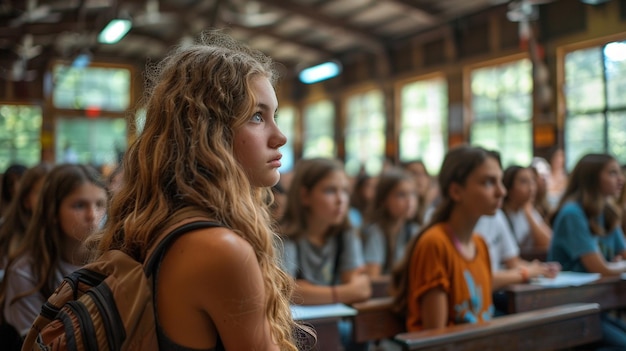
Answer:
550, 153, 619, 235
365, 167, 415, 268
401, 160, 432, 225
2, 164, 104, 305
280, 157, 351, 240
96, 30, 299, 350
390, 145, 496, 315
0, 163, 52, 264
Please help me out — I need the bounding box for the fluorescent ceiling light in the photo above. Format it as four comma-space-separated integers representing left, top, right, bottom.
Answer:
98, 19, 132, 44
299, 61, 341, 84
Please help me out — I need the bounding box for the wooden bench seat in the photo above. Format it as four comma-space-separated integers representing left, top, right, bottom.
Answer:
352, 297, 602, 351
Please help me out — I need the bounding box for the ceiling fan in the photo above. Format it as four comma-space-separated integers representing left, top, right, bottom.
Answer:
1, 34, 42, 81
9, 0, 62, 28
500, 0, 557, 50
500, 0, 557, 109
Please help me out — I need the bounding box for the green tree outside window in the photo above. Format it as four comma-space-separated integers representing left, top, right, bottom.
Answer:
470, 58, 533, 169
344, 90, 386, 176
0, 104, 42, 172
564, 41, 626, 169
302, 100, 335, 159
399, 77, 448, 175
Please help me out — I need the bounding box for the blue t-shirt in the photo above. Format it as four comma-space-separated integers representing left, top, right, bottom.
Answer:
548, 201, 626, 272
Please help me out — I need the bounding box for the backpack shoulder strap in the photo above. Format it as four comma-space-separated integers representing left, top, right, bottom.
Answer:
143, 220, 222, 276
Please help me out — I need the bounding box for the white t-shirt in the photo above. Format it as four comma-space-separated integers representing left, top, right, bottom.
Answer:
505, 208, 545, 251
3, 254, 80, 335
473, 209, 520, 272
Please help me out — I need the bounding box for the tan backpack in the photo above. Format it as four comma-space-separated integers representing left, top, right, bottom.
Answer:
21, 219, 221, 351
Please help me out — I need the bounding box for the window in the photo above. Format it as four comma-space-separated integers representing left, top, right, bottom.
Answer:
53, 65, 131, 111
56, 118, 127, 166
276, 105, 296, 172
0, 104, 42, 171
344, 90, 386, 176
563, 40, 626, 169
399, 77, 448, 175
52, 63, 131, 167
302, 100, 335, 158
470, 58, 533, 168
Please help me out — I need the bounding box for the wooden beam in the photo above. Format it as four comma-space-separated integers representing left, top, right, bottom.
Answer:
255, 0, 386, 54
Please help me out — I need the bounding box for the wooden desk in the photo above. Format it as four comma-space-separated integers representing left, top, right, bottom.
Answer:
395, 303, 602, 351
370, 275, 391, 298
351, 297, 404, 343
298, 317, 342, 351
503, 275, 626, 314
291, 303, 357, 351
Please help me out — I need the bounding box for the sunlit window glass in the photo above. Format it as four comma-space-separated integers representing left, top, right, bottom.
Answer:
564, 40, 626, 169
52, 64, 130, 111
0, 104, 42, 171
399, 77, 447, 175
276, 106, 295, 172
302, 100, 335, 158
344, 90, 386, 176
470, 58, 533, 168
56, 118, 127, 166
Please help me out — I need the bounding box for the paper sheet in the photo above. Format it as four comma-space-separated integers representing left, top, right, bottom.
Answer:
290, 303, 357, 320
530, 271, 601, 287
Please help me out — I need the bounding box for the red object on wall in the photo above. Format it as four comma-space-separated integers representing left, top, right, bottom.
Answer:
85, 106, 101, 118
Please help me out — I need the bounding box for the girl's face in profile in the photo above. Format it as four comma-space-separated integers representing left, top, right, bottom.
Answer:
302, 170, 350, 227
599, 159, 624, 198
233, 77, 287, 188
59, 182, 107, 243
385, 179, 418, 221
453, 157, 505, 218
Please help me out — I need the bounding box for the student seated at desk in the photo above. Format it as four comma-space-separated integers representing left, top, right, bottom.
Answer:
361, 167, 419, 278
474, 208, 559, 291
391, 145, 501, 332
278, 158, 371, 351
501, 165, 552, 251
549, 153, 626, 350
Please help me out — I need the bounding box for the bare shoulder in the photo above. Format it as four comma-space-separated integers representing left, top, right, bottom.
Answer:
166, 226, 256, 270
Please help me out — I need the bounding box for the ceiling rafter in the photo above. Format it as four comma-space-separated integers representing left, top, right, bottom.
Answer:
227, 22, 334, 59
390, 0, 441, 23
254, 0, 386, 54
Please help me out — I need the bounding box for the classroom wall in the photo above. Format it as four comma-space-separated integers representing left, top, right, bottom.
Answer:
276, 0, 626, 163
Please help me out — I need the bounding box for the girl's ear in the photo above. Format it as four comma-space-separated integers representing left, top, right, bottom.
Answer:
448, 182, 463, 203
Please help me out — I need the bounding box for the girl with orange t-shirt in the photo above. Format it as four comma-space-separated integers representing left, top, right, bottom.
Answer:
392, 145, 505, 331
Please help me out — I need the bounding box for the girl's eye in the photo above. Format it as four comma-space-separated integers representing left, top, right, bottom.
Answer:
251, 113, 263, 123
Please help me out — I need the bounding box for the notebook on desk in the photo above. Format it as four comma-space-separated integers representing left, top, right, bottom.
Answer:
290, 303, 357, 321
531, 271, 601, 287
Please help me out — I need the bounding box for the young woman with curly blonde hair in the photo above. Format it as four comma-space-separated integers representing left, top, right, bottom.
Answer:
95, 31, 305, 350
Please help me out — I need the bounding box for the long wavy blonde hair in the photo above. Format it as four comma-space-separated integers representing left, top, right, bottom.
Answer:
96, 30, 299, 350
